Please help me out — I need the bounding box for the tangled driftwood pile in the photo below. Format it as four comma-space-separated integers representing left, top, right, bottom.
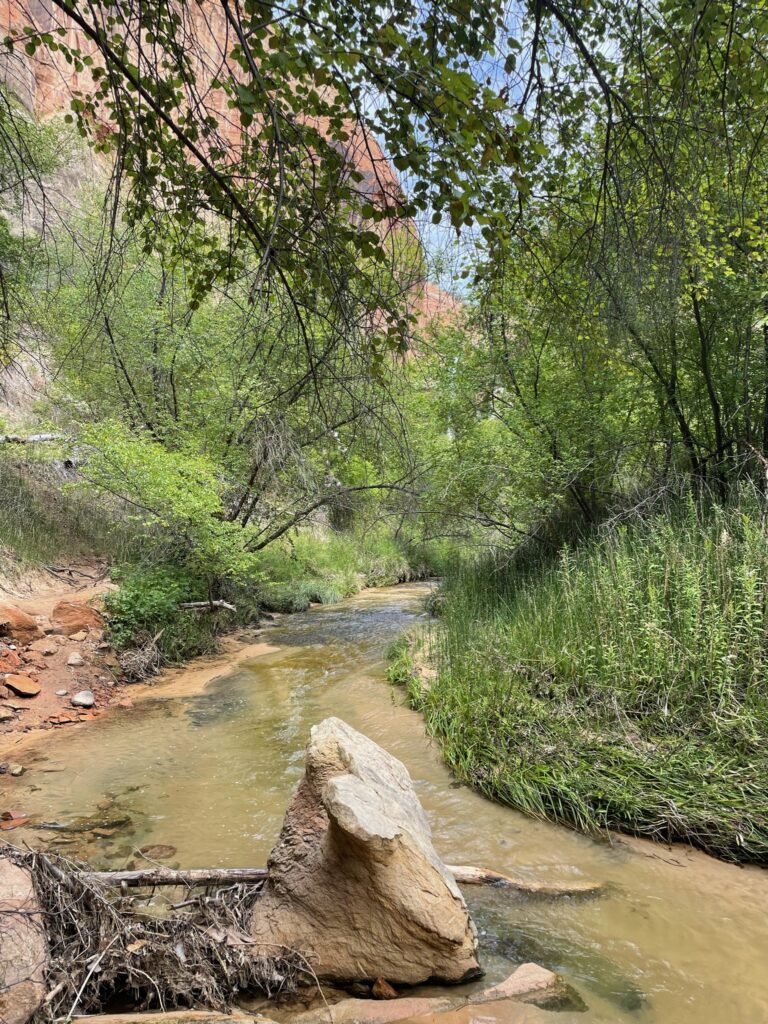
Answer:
1, 846, 304, 1022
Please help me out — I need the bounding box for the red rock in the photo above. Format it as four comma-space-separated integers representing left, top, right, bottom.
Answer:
4, 674, 41, 698
0, 816, 29, 830
372, 979, 398, 1000
0, 649, 22, 672
21, 650, 47, 668
50, 600, 104, 635
27, 638, 58, 656
0, 605, 42, 644
116, 699, 134, 709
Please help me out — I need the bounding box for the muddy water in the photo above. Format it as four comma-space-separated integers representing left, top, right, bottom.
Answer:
3, 584, 768, 1023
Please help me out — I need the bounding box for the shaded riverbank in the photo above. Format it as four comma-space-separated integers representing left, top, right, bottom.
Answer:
2, 584, 767, 1023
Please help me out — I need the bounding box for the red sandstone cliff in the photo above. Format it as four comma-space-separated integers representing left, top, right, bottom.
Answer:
0, 0, 459, 328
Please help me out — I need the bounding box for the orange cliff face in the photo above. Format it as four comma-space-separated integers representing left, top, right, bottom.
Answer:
0, 0, 460, 331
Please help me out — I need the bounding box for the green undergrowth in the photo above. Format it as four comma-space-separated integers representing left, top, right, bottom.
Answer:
411, 488, 768, 863
385, 635, 424, 704
105, 529, 442, 665
253, 530, 428, 614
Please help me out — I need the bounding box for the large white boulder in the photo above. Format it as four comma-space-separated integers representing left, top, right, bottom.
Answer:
0, 853, 48, 1024
250, 718, 481, 985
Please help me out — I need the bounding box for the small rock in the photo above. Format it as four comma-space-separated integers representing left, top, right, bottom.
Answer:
372, 979, 398, 1000
21, 651, 47, 669
68, 630, 89, 641
67, 651, 85, 667
347, 983, 373, 999
4, 674, 41, 698
8, 765, 23, 777
475, 963, 586, 1010
0, 708, 15, 723
70, 690, 94, 708
116, 698, 134, 709
0, 649, 22, 672
0, 815, 30, 830
28, 639, 58, 656
55, 689, 68, 697
292, 997, 452, 1024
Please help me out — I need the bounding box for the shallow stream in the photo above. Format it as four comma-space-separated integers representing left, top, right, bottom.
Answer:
3, 583, 768, 1023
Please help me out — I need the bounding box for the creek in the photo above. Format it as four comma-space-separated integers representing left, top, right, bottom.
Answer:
3, 583, 767, 1023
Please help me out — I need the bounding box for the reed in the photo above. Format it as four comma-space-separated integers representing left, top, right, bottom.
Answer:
414, 485, 768, 863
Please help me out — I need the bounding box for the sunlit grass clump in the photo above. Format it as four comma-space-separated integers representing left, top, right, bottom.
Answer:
415, 487, 768, 863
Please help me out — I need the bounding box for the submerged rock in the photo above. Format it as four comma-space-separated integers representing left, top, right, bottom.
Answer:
291, 964, 581, 1024
249, 717, 481, 985
0, 854, 48, 1024
477, 963, 585, 1011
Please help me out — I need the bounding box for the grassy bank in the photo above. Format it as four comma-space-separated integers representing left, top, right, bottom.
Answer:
404, 489, 768, 863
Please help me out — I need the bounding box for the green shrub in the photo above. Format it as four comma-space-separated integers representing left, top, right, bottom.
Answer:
105, 565, 223, 662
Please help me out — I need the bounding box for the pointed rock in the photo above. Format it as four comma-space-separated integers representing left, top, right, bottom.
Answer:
250, 717, 481, 985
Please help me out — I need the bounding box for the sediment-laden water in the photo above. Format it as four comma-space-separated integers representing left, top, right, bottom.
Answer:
3, 583, 767, 1023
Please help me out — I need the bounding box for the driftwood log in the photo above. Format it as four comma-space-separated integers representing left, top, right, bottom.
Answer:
178, 600, 237, 613
80, 864, 602, 897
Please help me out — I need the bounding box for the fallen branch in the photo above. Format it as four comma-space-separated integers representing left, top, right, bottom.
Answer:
84, 866, 267, 888
178, 600, 237, 613
447, 864, 603, 897
80, 864, 602, 897
0, 432, 67, 444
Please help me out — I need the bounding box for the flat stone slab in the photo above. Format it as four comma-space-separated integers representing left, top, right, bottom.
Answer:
4, 674, 41, 697
75, 1014, 275, 1024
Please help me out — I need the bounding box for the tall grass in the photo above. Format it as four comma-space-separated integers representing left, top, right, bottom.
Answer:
253, 529, 434, 613
0, 458, 138, 575
415, 486, 768, 862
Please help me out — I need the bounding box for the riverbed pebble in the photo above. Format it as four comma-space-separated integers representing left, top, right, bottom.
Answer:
70, 690, 95, 709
